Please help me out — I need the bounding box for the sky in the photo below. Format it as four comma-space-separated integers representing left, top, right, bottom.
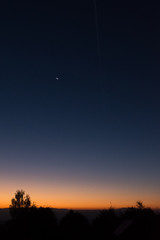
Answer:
0, 0, 160, 209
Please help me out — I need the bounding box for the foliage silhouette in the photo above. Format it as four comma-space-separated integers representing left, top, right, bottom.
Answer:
92, 207, 119, 240
7, 190, 58, 240
116, 202, 158, 240
1, 193, 159, 240
10, 189, 31, 208
9, 189, 33, 219
60, 210, 90, 240
136, 201, 144, 210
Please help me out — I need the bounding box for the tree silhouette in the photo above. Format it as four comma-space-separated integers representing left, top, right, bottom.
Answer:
10, 190, 31, 209
136, 201, 144, 210
60, 210, 89, 240
92, 208, 118, 239
8, 190, 58, 239
9, 190, 33, 220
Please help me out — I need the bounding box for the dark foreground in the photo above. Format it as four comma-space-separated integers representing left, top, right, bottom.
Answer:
0, 207, 160, 240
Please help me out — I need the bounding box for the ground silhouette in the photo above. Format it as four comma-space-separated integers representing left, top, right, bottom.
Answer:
0, 190, 160, 240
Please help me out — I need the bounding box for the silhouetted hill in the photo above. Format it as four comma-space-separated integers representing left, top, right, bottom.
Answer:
1, 208, 160, 224
0, 208, 102, 224
0, 207, 160, 240
52, 208, 100, 223
0, 209, 11, 224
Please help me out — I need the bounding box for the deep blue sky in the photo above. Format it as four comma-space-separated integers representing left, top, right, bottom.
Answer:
0, 0, 160, 208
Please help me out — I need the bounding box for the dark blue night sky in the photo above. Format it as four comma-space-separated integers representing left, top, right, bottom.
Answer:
0, 1, 160, 208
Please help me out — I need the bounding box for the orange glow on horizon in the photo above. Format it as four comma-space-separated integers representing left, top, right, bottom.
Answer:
1, 194, 160, 210
0, 174, 160, 210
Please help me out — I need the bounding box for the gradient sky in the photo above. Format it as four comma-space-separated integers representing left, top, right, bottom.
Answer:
0, 0, 160, 209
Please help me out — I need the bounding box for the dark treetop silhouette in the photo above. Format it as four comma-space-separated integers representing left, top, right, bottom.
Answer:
10, 189, 31, 208
8, 190, 57, 240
